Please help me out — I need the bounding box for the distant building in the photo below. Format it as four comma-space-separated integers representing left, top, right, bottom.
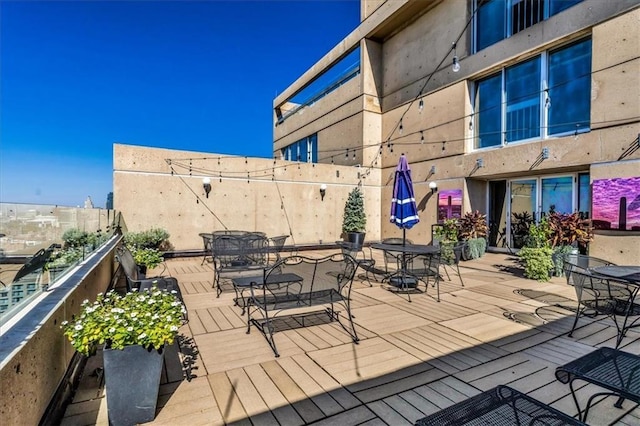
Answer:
84, 196, 94, 209
106, 192, 113, 209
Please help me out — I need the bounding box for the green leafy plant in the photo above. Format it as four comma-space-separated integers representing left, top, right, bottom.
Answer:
132, 248, 164, 270
45, 248, 84, 270
124, 228, 170, 250
519, 247, 554, 281
435, 219, 459, 242
61, 285, 185, 356
62, 228, 90, 248
342, 187, 367, 233
511, 211, 534, 248
552, 244, 574, 277
467, 237, 487, 259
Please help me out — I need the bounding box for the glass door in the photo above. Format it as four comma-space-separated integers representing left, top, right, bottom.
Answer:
510, 179, 537, 248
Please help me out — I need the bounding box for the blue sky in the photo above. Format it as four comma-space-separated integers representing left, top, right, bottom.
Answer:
0, 0, 360, 207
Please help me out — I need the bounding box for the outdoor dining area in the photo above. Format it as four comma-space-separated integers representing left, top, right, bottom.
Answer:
52, 154, 639, 425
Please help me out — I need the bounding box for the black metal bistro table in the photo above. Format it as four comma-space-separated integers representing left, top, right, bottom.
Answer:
555, 347, 640, 423
231, 272, 303, 314
591, 265, 640, 347
371, 243, 439, 301
414, 385, 585, 425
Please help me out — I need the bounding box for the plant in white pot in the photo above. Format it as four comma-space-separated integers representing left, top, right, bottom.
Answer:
342, 187, 367, 248
62, 285, 185, 425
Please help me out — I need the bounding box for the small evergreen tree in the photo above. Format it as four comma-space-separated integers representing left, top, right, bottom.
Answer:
342, 187, 367, 233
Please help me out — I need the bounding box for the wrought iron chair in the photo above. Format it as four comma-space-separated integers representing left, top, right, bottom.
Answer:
565, 267, 640, 347
438, 241, 466, 287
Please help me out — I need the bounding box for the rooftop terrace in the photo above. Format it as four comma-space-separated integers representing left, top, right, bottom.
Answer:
61, 250, 639, 425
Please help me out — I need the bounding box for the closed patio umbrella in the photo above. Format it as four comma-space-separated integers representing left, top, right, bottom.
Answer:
390, 154, 419, 244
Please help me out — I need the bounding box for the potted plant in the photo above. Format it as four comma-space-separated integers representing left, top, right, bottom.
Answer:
547, 210, 594, 276
435, 218, 459, 264
62, 285, 185, 425
342, 187, 367, 248
131, 247, 164, 275
457, 211, 489, 260
125, 228, 170, 274
518, 218, 554, 281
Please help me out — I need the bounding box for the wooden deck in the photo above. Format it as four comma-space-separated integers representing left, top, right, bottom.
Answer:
62, 251, 640, 425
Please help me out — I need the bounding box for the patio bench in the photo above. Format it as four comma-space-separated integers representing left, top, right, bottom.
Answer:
245, 253, 359, 357
414, 385, 585, 425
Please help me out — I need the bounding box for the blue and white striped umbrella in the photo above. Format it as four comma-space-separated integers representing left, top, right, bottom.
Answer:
390, 154, 419, 230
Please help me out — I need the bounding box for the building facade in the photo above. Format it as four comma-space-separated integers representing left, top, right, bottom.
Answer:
273, 0, 640, 263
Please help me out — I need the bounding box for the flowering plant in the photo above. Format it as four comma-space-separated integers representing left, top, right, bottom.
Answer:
62, 284, 185, 356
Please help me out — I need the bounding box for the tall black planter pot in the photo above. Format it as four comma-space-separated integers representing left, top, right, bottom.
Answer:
346, 232, 366, 249
103, 345, 164, 425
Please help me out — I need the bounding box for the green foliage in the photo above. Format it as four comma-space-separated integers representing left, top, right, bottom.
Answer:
124, 228, 170, 250
466, 237, 487, 259
61, 286, 185, 356
342, 187, 367, 233
62, 228, 90, 249
132, 248, 164, 270
435, 219, 459, 242
519, 247, 554, 281
46, 248, 84, 270
458, 211, 489, 240
511, 211, 534, 248
524, 217, 552, 249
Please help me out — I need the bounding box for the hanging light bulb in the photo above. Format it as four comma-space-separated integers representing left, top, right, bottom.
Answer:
399, 119, 403, 135
452, 56, 460, 72
418, 99, 424, 113
451, 42, 460, 73
345, 149, 349, 159
420, 131, 424, 144
352, 149, 356, 160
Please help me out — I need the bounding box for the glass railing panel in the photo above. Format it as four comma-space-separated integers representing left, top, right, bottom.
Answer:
0, 203, 123, 321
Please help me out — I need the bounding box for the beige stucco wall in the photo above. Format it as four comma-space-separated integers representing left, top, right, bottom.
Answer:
0, 240, 117, 425
114, 144, 382, 251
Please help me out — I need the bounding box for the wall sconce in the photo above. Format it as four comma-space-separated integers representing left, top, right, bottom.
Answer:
429, 181, 438, 194
476, 158, 484, 168
202, 177, 212, 198
319, 184, 327, 201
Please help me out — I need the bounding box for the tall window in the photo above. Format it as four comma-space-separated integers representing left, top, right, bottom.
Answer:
475, 0, 583, 52
474, 38, 591, 149
281, 134, 318, 163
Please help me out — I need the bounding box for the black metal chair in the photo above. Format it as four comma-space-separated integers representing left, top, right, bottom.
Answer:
565, 267, 640, 347
438, 241, 466, 287
563, 253, 615, 283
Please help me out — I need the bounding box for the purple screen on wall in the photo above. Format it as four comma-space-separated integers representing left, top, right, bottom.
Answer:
438, 189, 462, 223
592, 176, 640, 231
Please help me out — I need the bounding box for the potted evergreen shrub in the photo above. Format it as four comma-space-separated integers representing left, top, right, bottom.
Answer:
62, 285, 185, 425
342, 187, 367, 248
457, 211, 488, 260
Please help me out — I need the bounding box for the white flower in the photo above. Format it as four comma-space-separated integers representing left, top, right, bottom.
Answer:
130, 312, 138, 318
74, 324, 83, 331
170, 325, 178, 332
138, 333, 147, 339
109, 327, 116, 333
166, 316, 173, 322
127, 326, 133, 332
171, 290, 177, 294
61, 321, 68, 326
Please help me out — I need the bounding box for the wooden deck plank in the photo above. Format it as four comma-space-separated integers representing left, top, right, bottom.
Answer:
207, 372, 249, 425
225, 368, 279, 425
261, 360, 325, 424
243, 364, 304, 426
367, 400, 413, 426
277, 357, 344, 417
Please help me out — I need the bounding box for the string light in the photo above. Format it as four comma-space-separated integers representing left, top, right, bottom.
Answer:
418, 99, 424, 113
399, 119, 403, 135
420, 131, 424, 144
345, 149, 349, 159
452, 42, 460, 73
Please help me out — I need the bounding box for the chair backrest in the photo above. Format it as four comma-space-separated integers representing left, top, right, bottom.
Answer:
567, 268, 633, 313
115, 245, 140, 282
563, 254, 616, 282
260, 253, 357, 303
211, 233, 269, 268
268, 235, 289, 262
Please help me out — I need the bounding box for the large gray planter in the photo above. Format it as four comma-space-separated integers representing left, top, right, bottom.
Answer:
103, 345, 164, 425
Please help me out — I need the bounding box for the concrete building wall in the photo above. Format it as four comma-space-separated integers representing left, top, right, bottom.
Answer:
272, 0, 640, 263
114, 144, 381, 251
